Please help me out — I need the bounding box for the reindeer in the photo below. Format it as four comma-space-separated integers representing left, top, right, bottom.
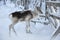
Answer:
9, 6, 43, 35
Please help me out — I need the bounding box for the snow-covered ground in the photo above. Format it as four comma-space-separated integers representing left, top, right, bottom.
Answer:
0, 1, 60, 40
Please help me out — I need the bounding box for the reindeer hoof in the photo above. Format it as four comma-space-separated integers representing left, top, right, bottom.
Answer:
26, 30, 32, 34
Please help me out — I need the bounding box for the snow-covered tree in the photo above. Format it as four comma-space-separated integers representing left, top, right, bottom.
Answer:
3, 0, 7, 5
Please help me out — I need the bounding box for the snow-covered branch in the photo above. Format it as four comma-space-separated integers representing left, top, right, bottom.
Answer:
31, 20, 49, 25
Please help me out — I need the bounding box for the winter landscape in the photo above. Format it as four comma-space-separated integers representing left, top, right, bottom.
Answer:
0, 0, 60, 40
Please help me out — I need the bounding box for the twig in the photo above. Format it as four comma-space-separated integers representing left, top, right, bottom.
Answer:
31, 20, 49, 25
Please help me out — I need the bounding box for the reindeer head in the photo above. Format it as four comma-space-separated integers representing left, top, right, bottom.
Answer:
36, 7, 43, 14
33, 1, 43, 14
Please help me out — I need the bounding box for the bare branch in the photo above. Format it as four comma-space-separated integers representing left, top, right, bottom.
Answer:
39, 14, 59, 28
39, 13, 60, 20
52, 17, 58, 28
51, 26, 60, 40
50, 14, 60, 20
31, 20, 49, 25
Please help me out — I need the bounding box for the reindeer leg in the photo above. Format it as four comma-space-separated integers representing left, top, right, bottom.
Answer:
9, 23, 17, 36
9, 24, 12, 36
12, 25, 17, 36
26, 21, 32, 33
12, 20, 18, 35
9, 18, 18, 36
